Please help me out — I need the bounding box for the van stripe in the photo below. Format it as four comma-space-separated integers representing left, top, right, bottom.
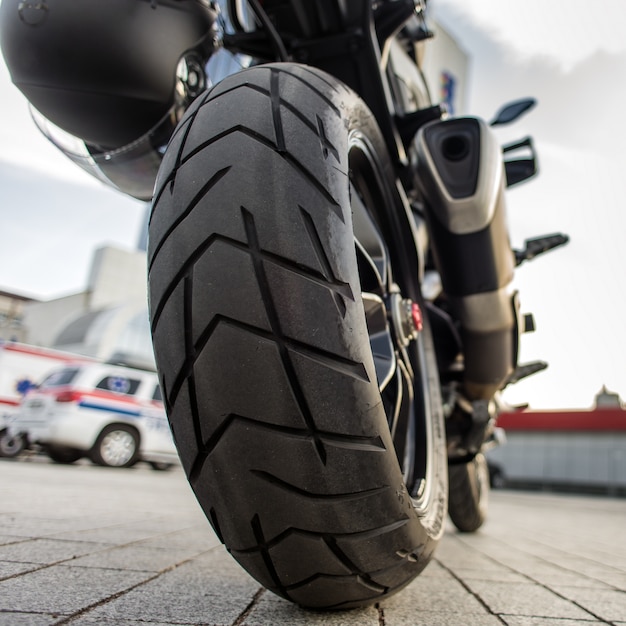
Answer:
77, 401, 142, 418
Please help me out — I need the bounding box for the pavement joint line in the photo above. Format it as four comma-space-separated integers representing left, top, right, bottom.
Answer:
0, 528, 223, 582
433, 555, 508, 625
0, 608, 68, 622
540, 594, 615, 624
456, 530, 626, 590
44, 519, 209, 544
51, 552, 208, 626
51, 571, 163, 626
375, 601, 385, 626
453, 535, 616, 624
0, 540, 136, 583
231, 587, 266, 626
0, 524, 225, 622
0, 537, 213, 582
0, 561, 56, 583
4, 463, 624, 624
491, 532, 626, 591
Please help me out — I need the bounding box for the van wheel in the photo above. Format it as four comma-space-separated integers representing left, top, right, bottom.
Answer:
46, 445, 83, 465
92, 425, 139, 468
0, 430, 27, 458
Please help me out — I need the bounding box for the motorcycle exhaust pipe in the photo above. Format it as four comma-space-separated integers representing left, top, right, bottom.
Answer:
415, 117, 517, 400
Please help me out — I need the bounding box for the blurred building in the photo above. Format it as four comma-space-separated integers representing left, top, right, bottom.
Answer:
17, 245, 154, 370
488, 388, 626, 495
0, 289, 38, 344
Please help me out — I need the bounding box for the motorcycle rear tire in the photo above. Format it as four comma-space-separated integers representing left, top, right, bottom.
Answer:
448, 453, 490, 532
148, 63, 447, 609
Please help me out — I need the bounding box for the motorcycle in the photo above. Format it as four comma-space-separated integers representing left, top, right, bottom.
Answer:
0, 0, 567, 609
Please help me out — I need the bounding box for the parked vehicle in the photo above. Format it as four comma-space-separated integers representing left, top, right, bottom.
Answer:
6, 362, 177, 469
0, 342, 95, 458
0, 0, 567, 609
138, 387, 180, 470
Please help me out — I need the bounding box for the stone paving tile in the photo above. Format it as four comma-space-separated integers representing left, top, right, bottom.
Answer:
0, 538, 110, 565
0, 560, 41, 580
510, 536, 626, 572
66, 618, 177, 626
82, 548, 259, 626
433, 535, 502, 572
0, 564, 151, 614
505, 563, 612, 588
502, 618, 603, 626
503, 555, 626, 591
50, 513, 208, 542
243, 592, 378, 625
69, 543, 212, 573
50, 523, 185, 546
136, 525, 220, 552
538, 555, 626, 589
0, 612, 70, 625
388, 612, 503, 626
551, 585, 626, 622
0, 515, 111, 539
453, 532, 626, 592
418, 559, 454, 578
2, 461, 625, 625
0, 535, 25, 546
465, 580, 598, 621
449, 566, 529, 584
380, 568, 492, 619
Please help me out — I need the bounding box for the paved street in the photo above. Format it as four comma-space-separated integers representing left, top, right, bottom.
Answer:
0, 456, 624, 625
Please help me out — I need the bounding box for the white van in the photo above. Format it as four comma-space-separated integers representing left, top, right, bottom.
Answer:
7, 362, 179, 468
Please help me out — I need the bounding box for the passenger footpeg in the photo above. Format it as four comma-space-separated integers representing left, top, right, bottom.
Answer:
514, 233, 569, 266
506, 360, 548, 385
446, 397, 496, 464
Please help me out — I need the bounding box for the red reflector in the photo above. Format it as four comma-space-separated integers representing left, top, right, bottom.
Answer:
411, 303, 423, 332
55, 390, 81, 403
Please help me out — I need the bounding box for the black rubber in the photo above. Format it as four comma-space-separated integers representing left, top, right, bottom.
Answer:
448, 453, 490, 533
148, 63, 447, 609
45, 445, 82, 465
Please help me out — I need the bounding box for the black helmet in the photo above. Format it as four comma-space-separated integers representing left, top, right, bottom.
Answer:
1, 0, 218, 199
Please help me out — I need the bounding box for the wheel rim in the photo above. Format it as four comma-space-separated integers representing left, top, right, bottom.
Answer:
0, 434, 24, 456
100, 430, 136, 467
348, 130, 435, 510
475, 454, 490, 513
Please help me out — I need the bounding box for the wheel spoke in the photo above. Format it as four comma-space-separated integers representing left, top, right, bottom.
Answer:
351, 183, 387, 290
362, 293, 395, 392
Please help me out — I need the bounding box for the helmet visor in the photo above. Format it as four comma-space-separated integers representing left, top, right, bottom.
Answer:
32, 106, 178, 201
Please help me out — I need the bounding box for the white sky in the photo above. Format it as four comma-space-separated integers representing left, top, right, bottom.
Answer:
0, 0, 625, 409
436, 0, 626, 70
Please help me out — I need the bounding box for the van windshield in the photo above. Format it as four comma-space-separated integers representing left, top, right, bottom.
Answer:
40, 367, 81, 388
